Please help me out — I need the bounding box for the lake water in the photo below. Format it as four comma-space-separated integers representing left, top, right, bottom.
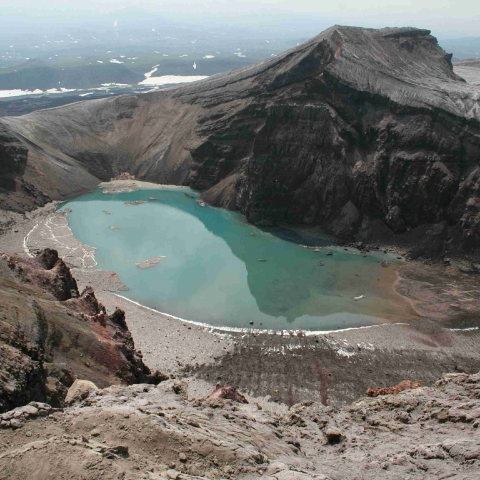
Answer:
59, 186, 407, 331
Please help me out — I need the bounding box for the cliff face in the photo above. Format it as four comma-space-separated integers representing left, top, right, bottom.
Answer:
188, 27, 480, 257
0, 249, 164, 413
1, 26, 479, 257
0, 123, 28, 195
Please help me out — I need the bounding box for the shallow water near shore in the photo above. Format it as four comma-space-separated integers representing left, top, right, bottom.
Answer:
59, 187, 409, 331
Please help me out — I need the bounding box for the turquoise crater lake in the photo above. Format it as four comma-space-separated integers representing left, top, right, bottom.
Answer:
59, 186, 408, 331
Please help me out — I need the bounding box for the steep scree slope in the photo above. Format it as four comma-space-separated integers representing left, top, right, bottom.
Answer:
1, 26, 479, 257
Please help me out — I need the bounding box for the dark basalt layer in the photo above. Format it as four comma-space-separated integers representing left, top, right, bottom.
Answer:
0, 249, 164, 413
0, 26, 479, 258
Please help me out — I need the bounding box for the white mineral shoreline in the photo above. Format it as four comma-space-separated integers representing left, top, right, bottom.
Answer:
113, 292, 410, 336
99, 180, 189, 193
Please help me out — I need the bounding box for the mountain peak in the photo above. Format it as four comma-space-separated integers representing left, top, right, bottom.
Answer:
162, 25, 475, 121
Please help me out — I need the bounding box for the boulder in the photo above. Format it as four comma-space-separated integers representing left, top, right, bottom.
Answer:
207, 384, 248, 404
324, 425, 344, 445
65, 380, 98, 405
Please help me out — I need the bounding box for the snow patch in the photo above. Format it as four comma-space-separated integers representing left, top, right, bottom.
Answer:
45, 88, 76, 94
0, 87, 77, 98
336, 348, 356, 358
144, 65, 159, 79
449, 327, 480, 332
139, 75, 208, 86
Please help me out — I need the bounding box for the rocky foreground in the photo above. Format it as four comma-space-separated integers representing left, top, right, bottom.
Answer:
1, 370, 480, 479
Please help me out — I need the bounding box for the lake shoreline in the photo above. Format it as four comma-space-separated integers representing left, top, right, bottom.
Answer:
58, 184, 418, 331
1, 187, 480, 406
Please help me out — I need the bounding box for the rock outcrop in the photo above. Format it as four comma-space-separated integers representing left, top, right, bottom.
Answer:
1, 26, 479, 258
0, 122, 50, 211
0, 249, 165, 413
367, 380, 421, 397
207, 384, 249, 404
1, 372, 480, 478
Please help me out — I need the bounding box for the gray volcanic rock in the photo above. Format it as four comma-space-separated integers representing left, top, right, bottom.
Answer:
1, 26, 480, 257
2, 372, 480, 478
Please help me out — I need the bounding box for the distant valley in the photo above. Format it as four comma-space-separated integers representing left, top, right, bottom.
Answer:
0, 12, 307, 115
1, 16, 479, 116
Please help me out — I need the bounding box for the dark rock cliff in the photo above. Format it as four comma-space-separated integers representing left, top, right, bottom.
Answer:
0, 26, 479, 258
0, 123, 28, 192
187, 27, 480, 258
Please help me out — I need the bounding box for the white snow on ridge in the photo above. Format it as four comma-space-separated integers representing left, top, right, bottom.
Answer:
144, 65, 160, 79
46, 88, 76, 94
0, 87, 75, 98
0, 89, 43, 98
139, 75, 208, 86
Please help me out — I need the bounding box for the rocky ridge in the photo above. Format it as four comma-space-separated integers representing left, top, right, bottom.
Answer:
0, 26, 478, 258
1, 372, 480, 478
0, 248, 164, 413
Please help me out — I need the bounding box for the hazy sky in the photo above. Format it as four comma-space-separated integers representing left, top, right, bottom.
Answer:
2, 0, 479, 37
